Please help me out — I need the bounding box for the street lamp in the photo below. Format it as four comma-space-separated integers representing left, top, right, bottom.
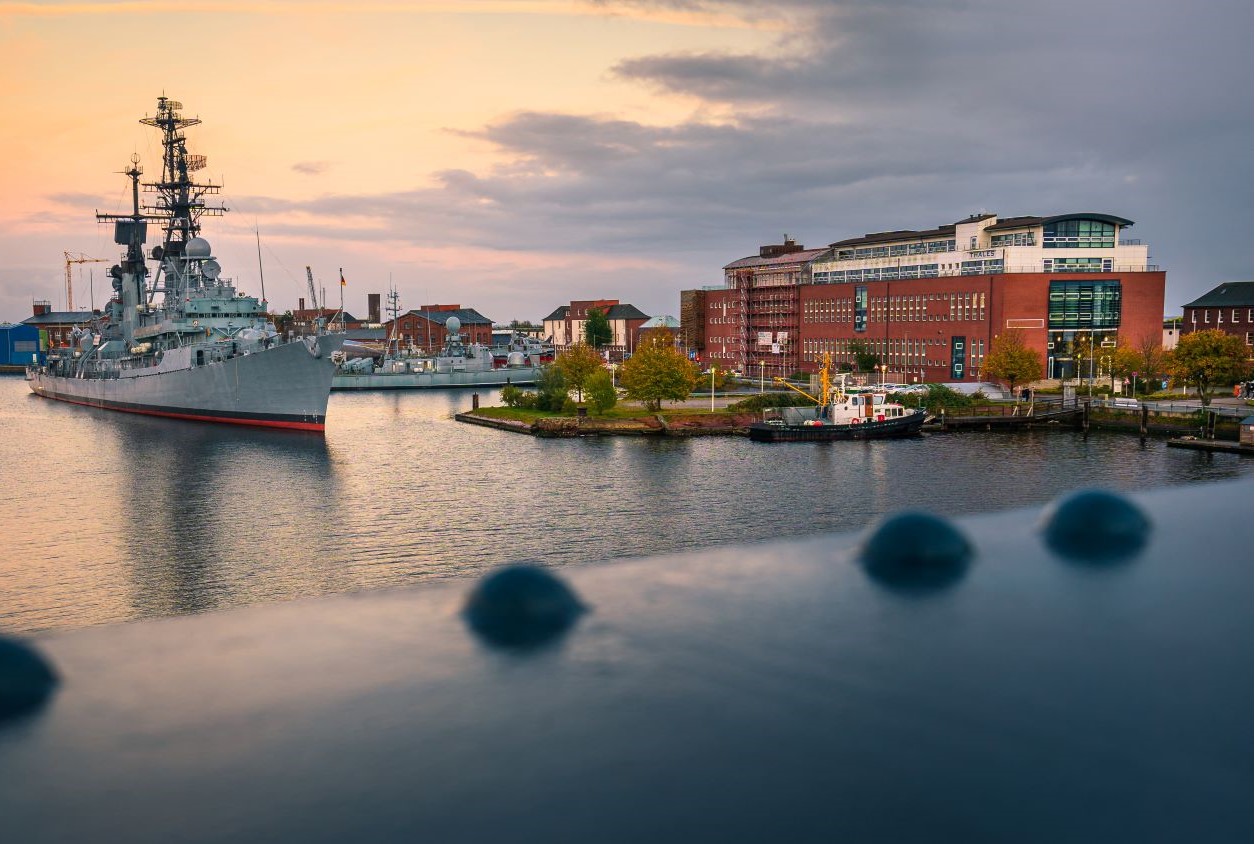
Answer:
759, 360, 765, 393
711, 366, 717, 412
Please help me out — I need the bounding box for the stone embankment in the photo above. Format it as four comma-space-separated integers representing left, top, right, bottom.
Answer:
456, 411, 761, 437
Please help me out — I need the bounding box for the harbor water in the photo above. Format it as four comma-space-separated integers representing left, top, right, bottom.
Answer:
1, 375, 1249, 634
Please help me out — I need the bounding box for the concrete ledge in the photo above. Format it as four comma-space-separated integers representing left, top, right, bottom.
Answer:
1, 480, 1250, 843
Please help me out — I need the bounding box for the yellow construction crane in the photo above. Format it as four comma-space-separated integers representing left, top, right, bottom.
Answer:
63, 252, 109, 312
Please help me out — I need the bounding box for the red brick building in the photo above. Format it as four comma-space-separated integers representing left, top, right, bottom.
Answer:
1180, 282, 1253, 351
383, 305, 494, 353
689, 214, 1166, 383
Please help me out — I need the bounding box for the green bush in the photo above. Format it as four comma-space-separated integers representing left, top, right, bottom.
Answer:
728, 393, 817, 412
534, 365, 569, 412
586, 369, 617, 414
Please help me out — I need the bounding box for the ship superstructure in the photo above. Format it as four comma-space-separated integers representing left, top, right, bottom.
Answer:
28, 96, 341, 430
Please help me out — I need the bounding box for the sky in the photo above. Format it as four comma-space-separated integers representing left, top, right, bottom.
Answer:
0, 0, 1250, 326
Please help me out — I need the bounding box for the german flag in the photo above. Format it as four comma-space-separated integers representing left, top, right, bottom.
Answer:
340, 268, 346, 287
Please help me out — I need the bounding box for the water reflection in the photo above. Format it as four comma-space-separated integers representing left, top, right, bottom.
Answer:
105, 417, 337, 621
1, 377, 1250, 634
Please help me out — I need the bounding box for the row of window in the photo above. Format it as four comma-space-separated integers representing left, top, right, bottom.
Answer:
1189, 309, 1254, 324
834, 239, 957, 260
803, 291, 988, 330
990, 232, 1036, 247
1043, 257, 1113, 272
801, 336, 987, 374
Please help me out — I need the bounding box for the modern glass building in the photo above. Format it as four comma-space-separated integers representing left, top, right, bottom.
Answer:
688, 213, 1166, 383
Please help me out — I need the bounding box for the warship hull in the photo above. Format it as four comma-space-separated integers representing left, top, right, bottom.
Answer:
29, 334, 342, 431
332, 365, 541, 391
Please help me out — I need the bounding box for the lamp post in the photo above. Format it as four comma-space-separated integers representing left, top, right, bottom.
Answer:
1087, 330, 1094, 397
711, 366, 717, 412
759, 360, 765, 393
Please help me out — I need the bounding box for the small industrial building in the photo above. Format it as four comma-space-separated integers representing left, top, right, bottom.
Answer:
21, 300, 97, 353
0, 322, 41, 368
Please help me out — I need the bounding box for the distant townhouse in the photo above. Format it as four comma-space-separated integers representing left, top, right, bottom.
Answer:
1180, 282, 1253, 354
686, 213, 1166, 383
542, 300, 650, 361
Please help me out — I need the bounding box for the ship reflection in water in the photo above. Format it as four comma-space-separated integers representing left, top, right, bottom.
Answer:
0, 377, 1249, 634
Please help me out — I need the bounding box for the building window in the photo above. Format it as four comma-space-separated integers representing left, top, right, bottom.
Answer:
1043, 219, 1116, 248
854, 286, 868, 333
1043, 257, 1106, 273
1049, 280, 1122, 330
990, 232, 1036, 247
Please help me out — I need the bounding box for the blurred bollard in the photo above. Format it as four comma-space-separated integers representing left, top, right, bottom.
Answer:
0, 636, 58, 723
858, 511, 972, 595
464, 564, 587, 650
1040, 489, 1151, 563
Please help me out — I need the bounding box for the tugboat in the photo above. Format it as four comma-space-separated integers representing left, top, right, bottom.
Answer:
332, 291, 546, 390
27, 96, 342, 431
747, 356, 928, 443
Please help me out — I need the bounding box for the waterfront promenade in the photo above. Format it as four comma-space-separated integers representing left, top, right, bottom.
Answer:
1, 480, 1249, 842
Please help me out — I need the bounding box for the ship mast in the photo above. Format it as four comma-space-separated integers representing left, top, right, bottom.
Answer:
138, 96, 226, 301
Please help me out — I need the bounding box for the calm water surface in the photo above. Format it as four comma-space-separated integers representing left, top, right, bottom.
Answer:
0, 375, 1248, 633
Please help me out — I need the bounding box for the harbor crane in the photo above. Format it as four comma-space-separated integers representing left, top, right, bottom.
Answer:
64, 252, 109, 312
304, 265, 318, 313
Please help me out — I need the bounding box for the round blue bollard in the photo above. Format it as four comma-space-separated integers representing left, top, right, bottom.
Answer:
0, 636, 58, 722
1041, 489, 1151, 562
858, 511, 972, 595
464, 564, 586, 650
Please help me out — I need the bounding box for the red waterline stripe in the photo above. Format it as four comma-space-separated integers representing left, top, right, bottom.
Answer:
34, 392, 325, 432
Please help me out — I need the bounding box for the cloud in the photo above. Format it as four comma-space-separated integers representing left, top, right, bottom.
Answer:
291, 161, 332, 176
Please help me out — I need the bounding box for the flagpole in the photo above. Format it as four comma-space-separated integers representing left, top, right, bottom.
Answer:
339, 267, 345, 330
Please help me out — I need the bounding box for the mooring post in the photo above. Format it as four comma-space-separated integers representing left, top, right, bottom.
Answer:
472, 393, 479, 410
1140, 403, 1148, 444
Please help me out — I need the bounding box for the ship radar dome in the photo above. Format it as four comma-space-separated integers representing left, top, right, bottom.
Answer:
184, 237, 212, 258
445, 316, 461, 333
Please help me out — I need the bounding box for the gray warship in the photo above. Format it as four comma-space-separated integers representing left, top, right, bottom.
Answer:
27, 96, 342, 431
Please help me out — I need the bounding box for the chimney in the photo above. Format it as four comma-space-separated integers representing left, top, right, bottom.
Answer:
368, 293, 381, 324
299, 297, 306, 312
33, 299, 51, 316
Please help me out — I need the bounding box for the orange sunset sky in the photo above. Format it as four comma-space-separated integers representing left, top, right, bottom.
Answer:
1, 0, 1250, 324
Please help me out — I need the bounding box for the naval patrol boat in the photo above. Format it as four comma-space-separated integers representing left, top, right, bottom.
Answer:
28, 96, 342, 431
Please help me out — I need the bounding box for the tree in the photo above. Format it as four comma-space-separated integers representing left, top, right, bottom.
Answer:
1132, 332, 1168, 393
584, 308, 613, 349
983, 330, 1043, 395
586, 369, 617, 414
272, 310, 294, 336
847, 339, 880, 373
1165, 329, 1249, 406
1105, 338, 1143, 388
554, 342, 603, 402
533, 365, 568, 411
619, 331, 700, 412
